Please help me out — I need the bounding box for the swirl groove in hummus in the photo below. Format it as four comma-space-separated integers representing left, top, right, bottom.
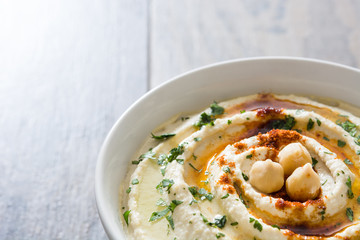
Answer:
120, 94, 360, 240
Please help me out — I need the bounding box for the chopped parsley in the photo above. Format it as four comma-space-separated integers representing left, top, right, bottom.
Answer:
249, 217, 263, 232
194, 137, 201, 142
151, 133, 176, 140
126, 187, 131, 194
346, 176, 354, 199
157, 144, 185, 175
337, 120, 357, 137
214, 215, 227, 229
200, 214, 227, 229
307, 118, 315, 130
189, 163, 202, 172
239, 193, 249, 208
221, 193, 230, 199
195, 102, 224, 128
132, 148, 156, 165
123, 210, 131, 226
242, 172, 249, 181
346, 207, 354, 222
323, 136, 330, 141
166, 215, 175, 230
324, 151, 333, 155
357, 196, 360, 204
312, 157, 318, 167
322, 179, 328, 186
316, 118, 321, 126
319, 209, 326, 220
246, 154, 253, 159
222, 166, 230, 173
272, 224, 280, 230
188, 186, 214, 201
181, 116, 189, 121
230, 222, 238, 226
149, 200, 183, 222
271, 115, 296, 130
210, 102, 225, 115
216, 232, 225, 238
337, 119, 360, 145
227, 120, 232, 125
240, 110, 246, 113
357, 150, 360, 155
156, 179, 174, 194
167, 144, 185, 162
338, 140, 346, 147
131, 178, 139, 185
344, 158, 353, 165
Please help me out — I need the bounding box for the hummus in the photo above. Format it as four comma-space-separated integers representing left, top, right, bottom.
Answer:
120, 94, 360, 240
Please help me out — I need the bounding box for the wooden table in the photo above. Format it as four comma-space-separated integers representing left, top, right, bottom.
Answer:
1, 0, 360, 239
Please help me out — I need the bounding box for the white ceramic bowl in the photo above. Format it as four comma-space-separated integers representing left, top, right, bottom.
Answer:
95, 57, 360, 240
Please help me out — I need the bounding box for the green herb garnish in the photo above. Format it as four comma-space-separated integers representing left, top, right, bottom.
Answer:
149, 200, 183, 222
346, 176, 354, 199
344, 158, 353, 165
320, 209, 326, 220
316, 118, 321, 126
338, 140, 346, 147
271, 224, 280, 230
188, 186, 214, 201
210, 102, 225, 115
123, 210, 131, 226
214, 215, 227, 229
166, 215, 175, 230
151, 133, 176, 140
222, 166, 230, 173
242, 172, 249, 181
195, 102, 224, 128
189, 163, 202, 172
132, 148, 156, 165
221, 193, 230, 199
246, 154, 253, 159
307, 118, 314, 130
156, 179, 174, 194
249, 217, 263, 232
131, 178, 139, 185
271, 115, 296, 130
312, 157, 318, 167
346, 208, 354, 222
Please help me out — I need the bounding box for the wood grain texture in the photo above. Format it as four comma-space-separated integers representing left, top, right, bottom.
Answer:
0, 0, 148, 239
150, 0, 360, 87
2, 0, 360, 239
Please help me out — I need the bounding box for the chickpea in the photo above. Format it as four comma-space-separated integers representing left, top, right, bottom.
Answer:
286, 163, 321, 201
249, 159, 284, 194
278, 142, 312, 176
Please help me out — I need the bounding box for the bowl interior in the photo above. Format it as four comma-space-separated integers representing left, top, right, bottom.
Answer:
95, 57, 360, 239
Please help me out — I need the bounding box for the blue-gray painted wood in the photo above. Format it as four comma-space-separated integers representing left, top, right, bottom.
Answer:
150, 0, 360, 87
0, 0, 148, 239
2, 0, 360, 239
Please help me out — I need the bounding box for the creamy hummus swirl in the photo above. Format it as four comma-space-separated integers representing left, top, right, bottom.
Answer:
121, 94, 360, 240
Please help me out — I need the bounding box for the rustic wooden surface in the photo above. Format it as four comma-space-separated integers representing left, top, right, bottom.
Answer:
1, 0, 360, 239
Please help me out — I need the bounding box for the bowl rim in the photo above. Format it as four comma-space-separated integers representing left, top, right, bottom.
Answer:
95, 56, 360, 239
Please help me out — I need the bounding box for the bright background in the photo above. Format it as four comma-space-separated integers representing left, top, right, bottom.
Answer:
1, 0, 360, 239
